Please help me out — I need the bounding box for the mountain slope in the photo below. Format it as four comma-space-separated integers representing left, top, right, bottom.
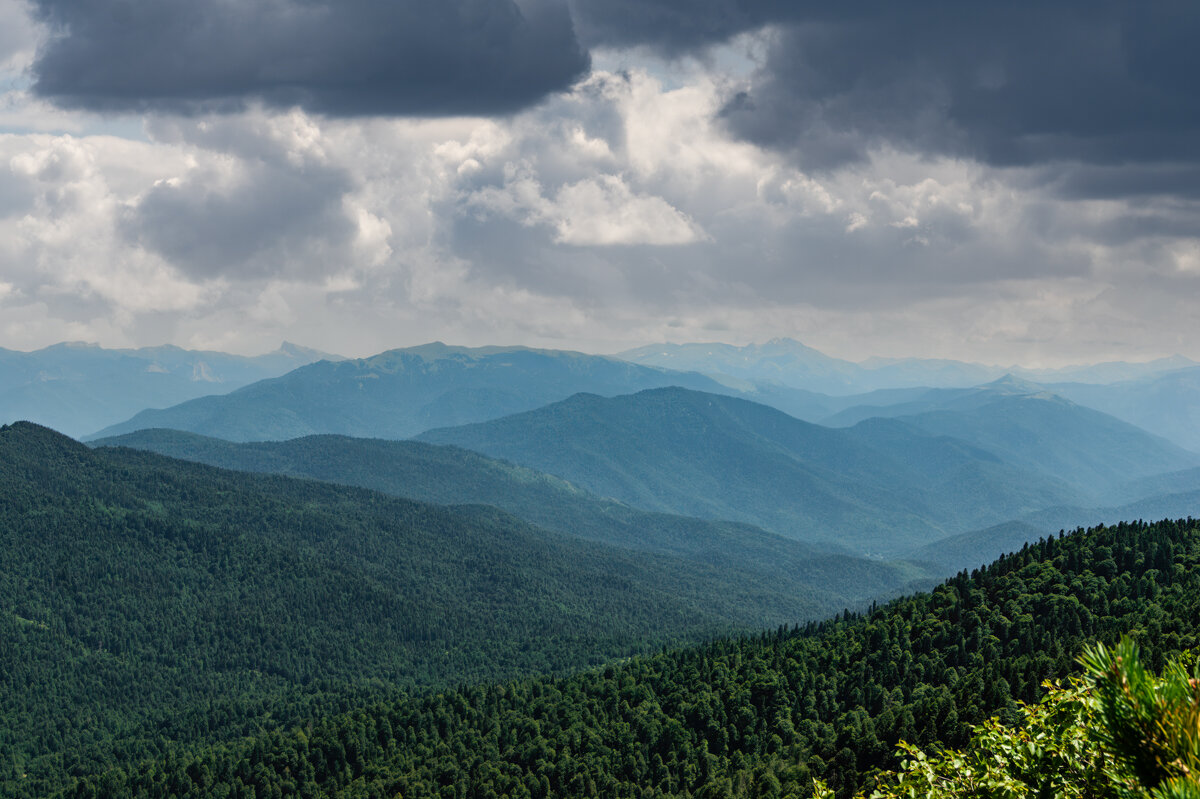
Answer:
912, 486, 1200, 574
89, 343, 737, 441
72, 518, 1200, 799
908, 520, 1050, 573
0, 341, 338, 438
820, 375, 1200, 501
819, 374, 1046, 426
0, 422, 858, 795
94, 428, 929, 600
896, 391, 1199, 500
1050, 366, 1200, 453
418, 387, 1084, 554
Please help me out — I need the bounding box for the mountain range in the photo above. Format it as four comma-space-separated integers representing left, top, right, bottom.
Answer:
619, 338, 1198, 395
79, 340, 1200, 558
820, 375, 1198, 499
5, 421, 915, 794
1048, 366, 1200, 453
6, 336, 1200, 797
89, 343, 741, 442
0, 341, 338, 438
93, 427, 927, 605
84, 341, 1200, 465
417, 385, 1195, 554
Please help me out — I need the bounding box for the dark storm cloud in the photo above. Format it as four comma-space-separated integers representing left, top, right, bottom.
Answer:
567, 0, 768, 53
723, 2, 1200, 172
29, 0, 589, 116
574, 1, 1200, 191
1032, 164, 1200, 201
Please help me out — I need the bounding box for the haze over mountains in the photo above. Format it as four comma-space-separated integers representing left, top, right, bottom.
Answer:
1048, 368, 1200, 453
33, 337, 1195, 566
90, 343, 739, 442
620, 338, 1198, 396
821, 376, 1197, 498
83, 340, 1200, 452
418, 385, 1198, 555
618, 340, 1200, 458
0, 341, 339, 438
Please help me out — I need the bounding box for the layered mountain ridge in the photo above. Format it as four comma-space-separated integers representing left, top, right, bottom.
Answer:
89, 344, 739, 442
4, 420, 908, 795
0, 341, 340, 438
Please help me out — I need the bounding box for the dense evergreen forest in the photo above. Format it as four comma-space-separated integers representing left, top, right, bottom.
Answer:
58, 516, 1200, 798
0, 422, 861, 797
93, 428, 929, 603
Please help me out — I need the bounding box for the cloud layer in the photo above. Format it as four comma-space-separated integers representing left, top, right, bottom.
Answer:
30, 0, 589, 116
27, 1, 1200, 199
716, 3, 1200, 182
1, 0, 1199, 365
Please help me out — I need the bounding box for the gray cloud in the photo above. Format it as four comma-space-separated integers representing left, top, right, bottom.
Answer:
27, 0, 1200, 202
1028, 164, 1200, 202
572, 0, 1200, 200
568, 0, 768, 53
0, 0, 38, 67
29, 0, 589, 116
6, 1, 1200, 363
721, 3, 1200, 173
114, 116, 359, 279
120, 159, 355, 279
0, 167, 34, 219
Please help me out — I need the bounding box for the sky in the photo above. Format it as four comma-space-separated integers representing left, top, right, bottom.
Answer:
1, 0, 1199, 365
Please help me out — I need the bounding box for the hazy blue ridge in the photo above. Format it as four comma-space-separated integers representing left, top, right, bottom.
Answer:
416, 386, 1099, 555
0, 341, 338, 438
618, 338, 1196, 394
1049, 366, 1200, 453
87, 343, 744, 442
893, 392, 1199, 501
912, 487, 1200, 574
817, 375, 1200, 499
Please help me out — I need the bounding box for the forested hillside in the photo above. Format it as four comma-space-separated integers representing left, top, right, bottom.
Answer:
418, 387, 1087, 554
62, 517, 1200, 798
0, 422, 862, 797
94, 428, 929, 601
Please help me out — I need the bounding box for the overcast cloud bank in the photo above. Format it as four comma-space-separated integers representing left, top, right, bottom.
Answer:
0, 0, 1197, 363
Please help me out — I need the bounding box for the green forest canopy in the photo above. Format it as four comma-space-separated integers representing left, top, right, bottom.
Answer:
58, 516, 1200, 799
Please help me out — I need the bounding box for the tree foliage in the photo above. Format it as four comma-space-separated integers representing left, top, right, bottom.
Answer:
1, 422, 817, 796
59, 515, 1200, 798
825, 638, 1200, 799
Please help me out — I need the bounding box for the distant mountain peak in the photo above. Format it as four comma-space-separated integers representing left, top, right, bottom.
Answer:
278, 341, 309, 356
50, 341, 101, 351
277, 341, 343, 361
761, 337, 821, 353
982, 374, 1045, 394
